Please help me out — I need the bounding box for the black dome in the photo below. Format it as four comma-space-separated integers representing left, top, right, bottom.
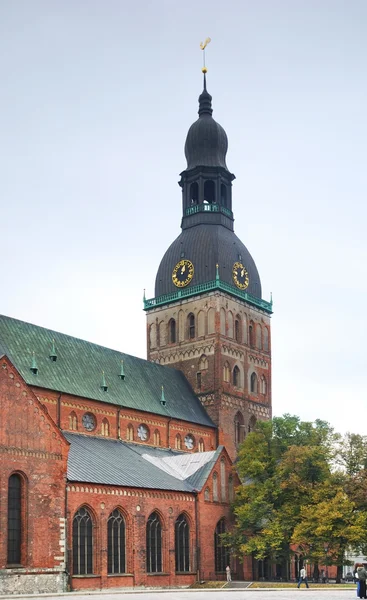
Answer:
184, 84, 230, 172
155, 224, 262, 299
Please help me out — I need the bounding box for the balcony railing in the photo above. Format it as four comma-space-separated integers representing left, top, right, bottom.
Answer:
185, 203, 233, 218
144, 279, 273, 314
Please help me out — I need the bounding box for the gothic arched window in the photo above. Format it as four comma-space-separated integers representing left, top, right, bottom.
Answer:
223, 361, 230, 383
198, 438, 205, 452
175, 514, 190, 572
250, 372, 258, 394
213, 473, 218, 502
146, 512, 162, 573
220, 458, 226, 502
256, 324, 262, 349
175, 434, 182, 450
101, 418, 109, 437
249, 321, 255, 347
153, 430, 161, 446
233, 365, 240, 387
127, 424, 134, 442
108, 509, 126, 574
263, 327, 269, 351
69, 412, 77, 431
214, 518, 229, 573
199, 355, 208, 370
261, 375, 267, 396
188, 314, 195, 339
169, 319, 176, 343
73, 507, 93, 575
248, 415, 257, 433
7, 474, 23, 565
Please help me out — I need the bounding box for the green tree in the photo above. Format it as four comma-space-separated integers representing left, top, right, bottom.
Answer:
229, 415, 336, 578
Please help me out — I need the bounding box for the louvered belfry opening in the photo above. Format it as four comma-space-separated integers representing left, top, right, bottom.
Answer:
175, 514, 190, 572
146, 512, 162, 573
108, 509, 126, 574
73, 507, 93, 575
7, 474, 22, 565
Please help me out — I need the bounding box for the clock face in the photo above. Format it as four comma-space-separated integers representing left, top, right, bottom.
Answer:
232, 262, 249, 290
82, 413, 96, 431
172, 260, 194, 288
184, 434, 195, 450
137, 424, 149, 441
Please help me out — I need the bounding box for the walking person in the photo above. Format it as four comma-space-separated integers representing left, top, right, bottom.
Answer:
226, 565, 232, 582
297, 566, 309, 588
357, 564, 367, 599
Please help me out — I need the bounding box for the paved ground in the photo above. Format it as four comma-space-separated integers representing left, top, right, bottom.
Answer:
0, 588, 357, 600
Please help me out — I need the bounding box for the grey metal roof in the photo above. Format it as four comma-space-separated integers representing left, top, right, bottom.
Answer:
64, 432, 222, 492
0, 315, 214, 428
155, 224, 262, 299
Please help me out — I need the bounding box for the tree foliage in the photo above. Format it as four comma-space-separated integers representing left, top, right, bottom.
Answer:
229, 415, 367, 579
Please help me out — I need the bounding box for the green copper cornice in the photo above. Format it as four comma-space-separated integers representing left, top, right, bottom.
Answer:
144, 279, 273, 314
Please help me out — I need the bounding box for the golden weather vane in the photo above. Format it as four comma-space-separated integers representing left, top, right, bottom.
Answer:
200, 37, 211, 73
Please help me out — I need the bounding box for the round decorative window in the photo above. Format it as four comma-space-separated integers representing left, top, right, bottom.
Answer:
184, 434, 195, 450
82, 413, 96, 431
137, 424, 149, 441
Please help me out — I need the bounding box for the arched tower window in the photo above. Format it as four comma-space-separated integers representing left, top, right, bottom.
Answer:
175, 514, 190, 572
249, 321, 255, 347
227, 311, 234, 338
169, 319, 176, 343
233, 365, 240, 387
190, 182, 199, 205
263, 327, 269, 351
188, 314, 195, 339
250, 372, 258, 394
256, 324, 262, 349
213, 473, 218, 502
214, 518, 229, 573
234, 316, 241, 342
108, 509, 126, 574
175, 434, 182, 450
223, 361, 230, 383
7, 474, 23, 565
204, 180, 215, 204
220, 307, 226, 335
146, 512, 162, 573
261, 375, 267, 396
221, 184, 227, 206
220, 458, 226, 502
73, 507, 93, 575
234, 411, 244, 445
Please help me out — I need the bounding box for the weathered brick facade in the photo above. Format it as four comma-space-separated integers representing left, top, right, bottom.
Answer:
146, 290, 272, 461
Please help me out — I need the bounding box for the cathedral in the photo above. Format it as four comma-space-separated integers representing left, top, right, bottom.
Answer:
0, 73, 272, 594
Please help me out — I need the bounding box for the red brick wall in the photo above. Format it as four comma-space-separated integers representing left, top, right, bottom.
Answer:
0, 358, 69, 571
32, 387, 216, 452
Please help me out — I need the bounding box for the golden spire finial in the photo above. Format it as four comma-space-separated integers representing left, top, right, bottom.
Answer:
200, 37, 211, 73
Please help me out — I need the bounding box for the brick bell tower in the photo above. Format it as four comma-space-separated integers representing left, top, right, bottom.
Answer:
144, 73, 272, 461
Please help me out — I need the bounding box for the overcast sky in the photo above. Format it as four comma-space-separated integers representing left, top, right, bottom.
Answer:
1, 0, 366, 436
